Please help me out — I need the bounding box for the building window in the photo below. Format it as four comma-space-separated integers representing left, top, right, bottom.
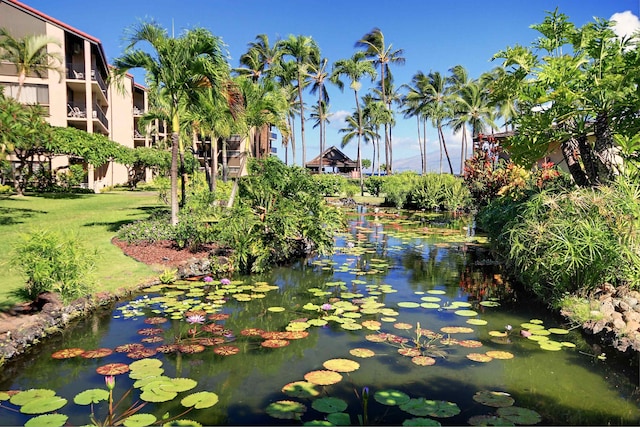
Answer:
4, 84, 49, 105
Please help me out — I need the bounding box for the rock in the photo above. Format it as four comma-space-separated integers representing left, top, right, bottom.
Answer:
611, 317, 627, 331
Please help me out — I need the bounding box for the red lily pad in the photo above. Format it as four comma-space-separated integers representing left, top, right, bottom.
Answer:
178, 344, 206, 354
466, 353, 493, 362
304, 370, 343, 385
144, 317, 167, 325
283, 331, 309, 340
51, 348, 85, 359
138, 328, 164, 336
398, 348, 422, 357
80, 348, 113, 359
240, 328, 265, 336
459, 340, 483, 348
261, 331, 288, 340
365, 334, 387, 343
394, 322, 414, 330
96, 363, 130, 376
213, 345, 240, 355
486, 351, 514, 360
141, 336, 164, 344
261, 339, 290, 348
115, 343, 145, 353
440, 326, 474, 334
208, 313, 230, 321
155, 344, 179, 354
127, 348, 157, 359
198, 337, 225, 346
202, 324, 224, 334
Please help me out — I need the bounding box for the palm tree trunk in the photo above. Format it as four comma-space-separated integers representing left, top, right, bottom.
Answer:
438, 126, 454, 174
417, 116, 424, 175
210, 133, 218, 193
594, 110, 619, 183
170, 131, 179, 226
423, 117, 427, 174
222, 138, 228, 183
561, 136, 589, 187
298, 77, 307, 167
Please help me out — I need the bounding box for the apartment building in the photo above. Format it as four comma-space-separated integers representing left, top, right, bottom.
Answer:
0, 0, 276, 192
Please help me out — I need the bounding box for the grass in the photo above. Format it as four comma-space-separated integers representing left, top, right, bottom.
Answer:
0, 191, 167, 309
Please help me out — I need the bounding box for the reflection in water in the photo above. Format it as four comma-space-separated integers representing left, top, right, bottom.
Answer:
0, 206, 639, 425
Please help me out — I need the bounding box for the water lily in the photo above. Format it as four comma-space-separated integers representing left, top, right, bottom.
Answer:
321, 303, 333, 311
220, 278, 231, 286
203, 276, 214, 282
186, 314, 206, 324
505, 324, 513, 332
105, 375, 115, 391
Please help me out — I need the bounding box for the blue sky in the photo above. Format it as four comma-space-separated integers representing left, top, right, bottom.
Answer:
22, 0, 640, 173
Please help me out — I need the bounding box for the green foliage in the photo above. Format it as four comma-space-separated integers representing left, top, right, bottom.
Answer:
486, 178, 640, 302
343, 182, 360, 198
382, 172, 420, 208
217, 157, 344, 273
11, 229, 96, 302
159, 268, 178, 284
312, 174, 346, 196
57, 164, 86, 189
407, 173, 470, 212
364, 176, 384, 197
115, 213, 174, 244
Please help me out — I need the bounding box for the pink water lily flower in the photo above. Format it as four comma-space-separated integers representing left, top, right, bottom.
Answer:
220, 278, 231, 286
186, 314, 206, 324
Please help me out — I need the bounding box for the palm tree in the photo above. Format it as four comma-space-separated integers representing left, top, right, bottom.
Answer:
277, 35, 319, 167
235, 34, 282, 82
310, 100, 331, 172
308, 57, 334, 173
339, 112, 375, 195
362, 95, 388, 176
112, 22, 231, 225
0, 28, 63, 101
356, 28, 405, 174
401, 74, 430, 175
422, 71, 454, 174
332, 51, 376, 182
272, 60, 299, 165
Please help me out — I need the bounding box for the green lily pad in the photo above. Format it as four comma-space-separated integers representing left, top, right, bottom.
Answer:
539, 341, 563, 351
548, 328, 569, 335
403, 418, 442, 426
10, 389, 56, 406
467, 319, 488, 326
479, 301, 501, 307
180, 391, 219, 409
421, 303, 441, 309
473, 391, 515, 408
400, 398, 460, 418
0, 391, 9, 401
20, 396, 68, 414
454, 309, 478, 317
161, 420, 202, 427
497, 406, 542, 424
123, 413, 157, 427
282, 381, 320, 398
266, 400, 307, 420
130, 358, 163, 371
74, 389, 110, 405
326, 412, 351, 425
24, 414, 68, 427
312, 397, 348, 413
374, 389, 411, 406
398, 302, 420, 308
303, 421, 332, 426
268, 306, 286, 312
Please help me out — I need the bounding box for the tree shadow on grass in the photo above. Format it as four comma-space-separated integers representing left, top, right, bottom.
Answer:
84, 206, 170, 232
26, 192, 91, 200
0, 206, 48, 226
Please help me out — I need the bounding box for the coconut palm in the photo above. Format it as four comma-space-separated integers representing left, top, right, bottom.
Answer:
272, 60, 299, 165
0, 28, 63, 101
362, 95, 388, 176
332, 51, 376, 183
339, 112, 376, 195
235, 34, 282, 82
356, 28, 405, 174
401, 74, 431, 175
310, 100, 331, 172
112, 22, 231, 225
276, 35, 319, 167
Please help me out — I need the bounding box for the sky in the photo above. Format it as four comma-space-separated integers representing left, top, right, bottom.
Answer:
18, 0, 640, 173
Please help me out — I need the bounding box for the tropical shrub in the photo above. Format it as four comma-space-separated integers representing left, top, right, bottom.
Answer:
12, 229, 96, 302
493, 179, 640, 302
364, 176, 384, 197
382, 171, 420, 208
116, 212, 174, 244
312, 173, 346, 196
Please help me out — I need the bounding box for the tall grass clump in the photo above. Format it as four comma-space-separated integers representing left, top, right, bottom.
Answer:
12, 229, 97, 302
408, 173, 470, 212
499, 178, 640, 302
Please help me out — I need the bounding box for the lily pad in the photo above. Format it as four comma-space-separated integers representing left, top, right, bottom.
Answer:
327, 412, 351, 425
24, 414, 68, 427
548, 328, 569, 335
213, 345, 240, 355
374, 389, 411, 406
181, 391, 219, 409
266, 400, 307, 420
412, 356, 436, 366
267, 306, 286, 312
123, 413, 157, 427
401, 398, 460, 418
304, 370, 343, 385
468, 414, 515, 426
349, 348, 375, 358
473, 391, 515, 408
497, 406, 542, 424
51, 348, 84, 359
312, 396, 348, 413
454, 309, 478, 317
10, 389, 56, 406
323, 358, 360, 373
397, 302, 420, 308
467, 319, 488, 326
282, 381, 320, 398
73, 389, 110, 405
261, 339, 290, 348
467, 353, 493, 362
486, 351, 514, 360
402, 418, 442, 426
20, 396, 68, 414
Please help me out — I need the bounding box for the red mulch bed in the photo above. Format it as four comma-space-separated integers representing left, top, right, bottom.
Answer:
111, 238, 218, 269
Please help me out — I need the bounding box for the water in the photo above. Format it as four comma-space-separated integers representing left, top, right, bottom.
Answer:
1, 207, 639, 426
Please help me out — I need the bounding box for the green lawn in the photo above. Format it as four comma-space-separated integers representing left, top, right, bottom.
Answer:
0, 191, 167, 308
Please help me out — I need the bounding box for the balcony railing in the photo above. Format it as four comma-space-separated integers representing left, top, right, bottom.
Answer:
66, 62, 85, 80
91, 69, 108, 95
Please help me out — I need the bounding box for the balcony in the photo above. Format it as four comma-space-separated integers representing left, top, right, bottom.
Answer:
269, 132, 277, 140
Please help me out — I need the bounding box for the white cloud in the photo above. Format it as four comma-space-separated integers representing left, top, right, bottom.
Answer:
610, 11, 640, 40
327, 110, 350, 129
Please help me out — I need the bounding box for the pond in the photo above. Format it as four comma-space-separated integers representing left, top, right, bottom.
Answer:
1, 207, 639, 426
